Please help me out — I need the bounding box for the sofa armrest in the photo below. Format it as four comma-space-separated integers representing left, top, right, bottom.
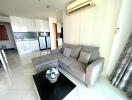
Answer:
50, 48, 62, 54
85, 57, 104, 86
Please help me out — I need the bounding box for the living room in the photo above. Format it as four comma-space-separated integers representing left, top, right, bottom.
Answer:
0, 0, 132, 100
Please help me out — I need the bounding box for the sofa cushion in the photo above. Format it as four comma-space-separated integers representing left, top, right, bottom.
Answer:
32, 54, 62, 68
69, 61, 86, 82
78, 51, 91, 64
52, 53, 63, 57
58, 56, 76, 67
81, 45, 100, 62
63, 47, 72, 57
35, 61, 59, 73
51, 48, 62, 54
63, 43, 81, 58
71, 46, 81, 58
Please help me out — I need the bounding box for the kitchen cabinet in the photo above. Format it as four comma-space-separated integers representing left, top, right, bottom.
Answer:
30, 40, 39, 51
16, 40, 39, 55
44, 20, 50, 32
10, 17, 21, 32
19, 18, 36, 32
10, 16, 36, 32
35, 19, 43, 32
35, 19, 49, 32
57, 23, 61, 33
10, 16, 50, 32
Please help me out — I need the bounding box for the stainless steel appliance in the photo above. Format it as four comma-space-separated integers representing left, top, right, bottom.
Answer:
46, 36, 51, 49
38, 32, 46, 50
38, 32, 51, 50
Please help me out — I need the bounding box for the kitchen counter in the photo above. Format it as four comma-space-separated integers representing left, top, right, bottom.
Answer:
15, 38, 38, 41
15, 39, 39, 55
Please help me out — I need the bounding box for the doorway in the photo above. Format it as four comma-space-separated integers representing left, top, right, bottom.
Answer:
52, 23, 58, 49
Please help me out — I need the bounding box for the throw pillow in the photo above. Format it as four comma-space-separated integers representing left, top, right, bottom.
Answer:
63, 47, 72, 57
78, 51, 91, 64
70, 46, 81, 58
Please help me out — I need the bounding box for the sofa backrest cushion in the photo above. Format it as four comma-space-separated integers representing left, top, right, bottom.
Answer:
63, 47, 72, 57
78, 51, 91, 65
63, 43, 100, 62
63, 43, 81, 58
81, 45, 100, 62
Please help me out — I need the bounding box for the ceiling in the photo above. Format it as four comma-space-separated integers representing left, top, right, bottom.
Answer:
0, 0, 72, 20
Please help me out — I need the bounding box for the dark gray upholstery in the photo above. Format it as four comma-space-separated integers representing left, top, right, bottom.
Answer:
32, 54, 62, 73
71, 46, 81, 58
63, 47, 72, 57
63, 43, 99, 62
63, 43, 81, 58
78, 51, 91, 64
81, 45, 100, 63
51, 48, 62, 54
32, 43, 104, 86
59, 56, 77, 67
86, 57, 104, 86
69, 61, 86, 82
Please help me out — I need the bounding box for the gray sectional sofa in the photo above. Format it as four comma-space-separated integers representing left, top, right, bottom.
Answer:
32, 43, 104, 86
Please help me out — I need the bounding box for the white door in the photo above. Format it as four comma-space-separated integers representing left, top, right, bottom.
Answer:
107, 0, 132, 76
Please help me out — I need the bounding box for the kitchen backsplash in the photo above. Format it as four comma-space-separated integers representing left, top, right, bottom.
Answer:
13, 32, 37, 39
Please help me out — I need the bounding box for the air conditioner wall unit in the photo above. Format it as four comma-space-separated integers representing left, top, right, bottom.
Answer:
66, 0, 96, 14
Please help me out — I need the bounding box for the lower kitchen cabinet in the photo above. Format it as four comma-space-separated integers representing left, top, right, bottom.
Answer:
16, 40, 39, 55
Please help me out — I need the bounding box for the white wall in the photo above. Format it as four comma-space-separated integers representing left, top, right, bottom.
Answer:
63, 0, 122, 75
49, 17, 57, 50
106, 0, 132, 76
0, 22, 16, 49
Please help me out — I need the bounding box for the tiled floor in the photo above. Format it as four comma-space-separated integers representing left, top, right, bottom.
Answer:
0, 51, 130, 100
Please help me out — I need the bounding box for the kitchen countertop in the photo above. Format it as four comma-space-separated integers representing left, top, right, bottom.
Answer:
15, 39, 38, 41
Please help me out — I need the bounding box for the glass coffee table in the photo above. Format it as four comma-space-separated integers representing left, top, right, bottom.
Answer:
33, 70, 78, 100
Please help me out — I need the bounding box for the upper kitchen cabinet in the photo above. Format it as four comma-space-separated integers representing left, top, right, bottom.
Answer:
44, 20, 50, 32
10, 16, 36, 32
35, 19, 49, 32
10, 16, 21, 32
10, 16, 50, 32
57, 23, 61, 33
19, 18, 36, 32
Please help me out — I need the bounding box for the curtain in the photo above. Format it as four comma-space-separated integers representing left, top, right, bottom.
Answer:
109, 33, 132, 97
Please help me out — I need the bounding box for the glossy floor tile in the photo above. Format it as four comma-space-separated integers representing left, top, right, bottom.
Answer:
0, 51, 130, 100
